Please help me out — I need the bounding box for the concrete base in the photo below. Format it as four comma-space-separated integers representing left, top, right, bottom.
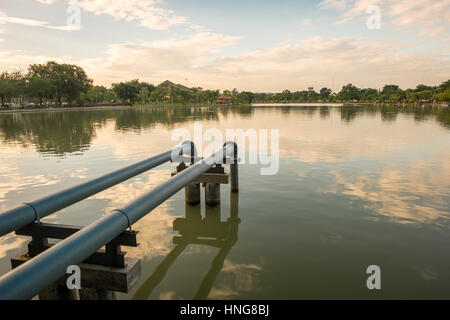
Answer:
12, 252, 141, 300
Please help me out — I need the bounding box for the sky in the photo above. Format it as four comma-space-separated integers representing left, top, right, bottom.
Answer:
0, 0, 449, 92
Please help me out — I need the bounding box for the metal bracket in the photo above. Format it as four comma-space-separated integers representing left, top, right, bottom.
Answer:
15, 222, 139, 268
172, 162, 229, 185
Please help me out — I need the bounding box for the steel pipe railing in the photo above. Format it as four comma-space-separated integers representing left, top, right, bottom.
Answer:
0, 142, 236, 300
0, 141, 195, 237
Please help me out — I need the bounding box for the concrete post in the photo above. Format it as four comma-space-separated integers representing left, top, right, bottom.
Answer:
79, 288, 116, 300
38, 284, 80, 300
185, 183, 201, 204
230, 163, 239, 193
205, 184, 220, 206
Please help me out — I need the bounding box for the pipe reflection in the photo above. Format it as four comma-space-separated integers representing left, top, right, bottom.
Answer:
133, 193, 240, 300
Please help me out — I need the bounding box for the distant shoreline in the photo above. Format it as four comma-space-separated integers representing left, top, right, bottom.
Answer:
0, 101, 448, 114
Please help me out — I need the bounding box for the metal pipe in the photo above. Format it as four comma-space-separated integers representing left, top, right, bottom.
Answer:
0, 142, 236, 300
0, 141, 194, 237
0, 211, 129, 300
116, 141, 236, 226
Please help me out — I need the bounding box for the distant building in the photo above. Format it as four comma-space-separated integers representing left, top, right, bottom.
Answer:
216, 94, 231, 105
158, 80, 190, 90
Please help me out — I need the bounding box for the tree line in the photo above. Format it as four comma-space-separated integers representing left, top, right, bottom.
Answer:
0, 61, 93, 107
1, 61, 449, 108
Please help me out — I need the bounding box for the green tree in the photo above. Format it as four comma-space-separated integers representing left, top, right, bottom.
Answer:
86, 86, 108, 103
439, 90, 450, 102
380, 84, 405, 102
415, 84, 434, 92
112, 79, 141, 104
150, 86, 169, 103
27, 76, 55, 106
138, 82, 155, 95
238, 91, 255, 104
138, 87, 150, 104
104, 89, 118, 103
0, 72, 24, 107
320, 88, 332, 99
359, 88, 378, 101
28, 61, 92, 106
281, 90, 292, 101
206, 90, 220, 103
439, 80, 450, 91
338, 84, 360, 101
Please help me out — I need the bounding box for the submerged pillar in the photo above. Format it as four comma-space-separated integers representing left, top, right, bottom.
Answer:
230, 164, 239, 193
185, 183, 201, 205
205, 184, 220, 206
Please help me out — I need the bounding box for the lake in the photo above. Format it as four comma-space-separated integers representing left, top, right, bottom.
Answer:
0, 104, 449, 299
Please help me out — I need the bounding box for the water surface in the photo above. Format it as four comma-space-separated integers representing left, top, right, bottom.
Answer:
0, 105, 449, 299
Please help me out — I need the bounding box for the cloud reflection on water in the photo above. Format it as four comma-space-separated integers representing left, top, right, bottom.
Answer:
0, 105, 449, 299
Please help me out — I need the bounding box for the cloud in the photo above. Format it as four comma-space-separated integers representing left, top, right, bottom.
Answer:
0, 233, 28, 259
0, 10, 80, 31
208, 259, 263, 299
79, 32, 242, 86
68, 0, 188, 30
419, 26, 449, 37
388, 0, 450, 26
328, 157, 450, 226
203, 36, 450, 90
0, 32, 448, 91
72, 35, 450, 90
323, 0, 450, 37
0, 50, 67, 72
336, 0, 382, 24
301, 19, 313, 26
319, 0, 348, 10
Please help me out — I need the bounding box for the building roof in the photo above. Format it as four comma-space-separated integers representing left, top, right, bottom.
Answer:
158, 80, 190, 90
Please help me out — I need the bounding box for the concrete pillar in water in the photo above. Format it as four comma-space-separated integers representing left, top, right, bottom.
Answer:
185, 183, 201, 204
205, 183, 220, 206
38, 284, 80, 300
79, 288, 116, 300
230, 163, 239, 193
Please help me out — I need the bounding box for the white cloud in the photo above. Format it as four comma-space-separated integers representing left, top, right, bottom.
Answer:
0, 50, 68, 72
319, 0, 348, 10
328, 155, 450, 225
0, 30, 448, 91
36, 0, 58, 3
419, 26, 449, 37
388, 0, 450, 26
76, 35, 450, 91
324, 0, 450, 37
0, 10, 80, 31
80, 32, 242, 86
68, 0, 188, 30
336, 0, 382, 24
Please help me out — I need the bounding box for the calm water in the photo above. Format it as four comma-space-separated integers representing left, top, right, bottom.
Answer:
0, 105, 449, 299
